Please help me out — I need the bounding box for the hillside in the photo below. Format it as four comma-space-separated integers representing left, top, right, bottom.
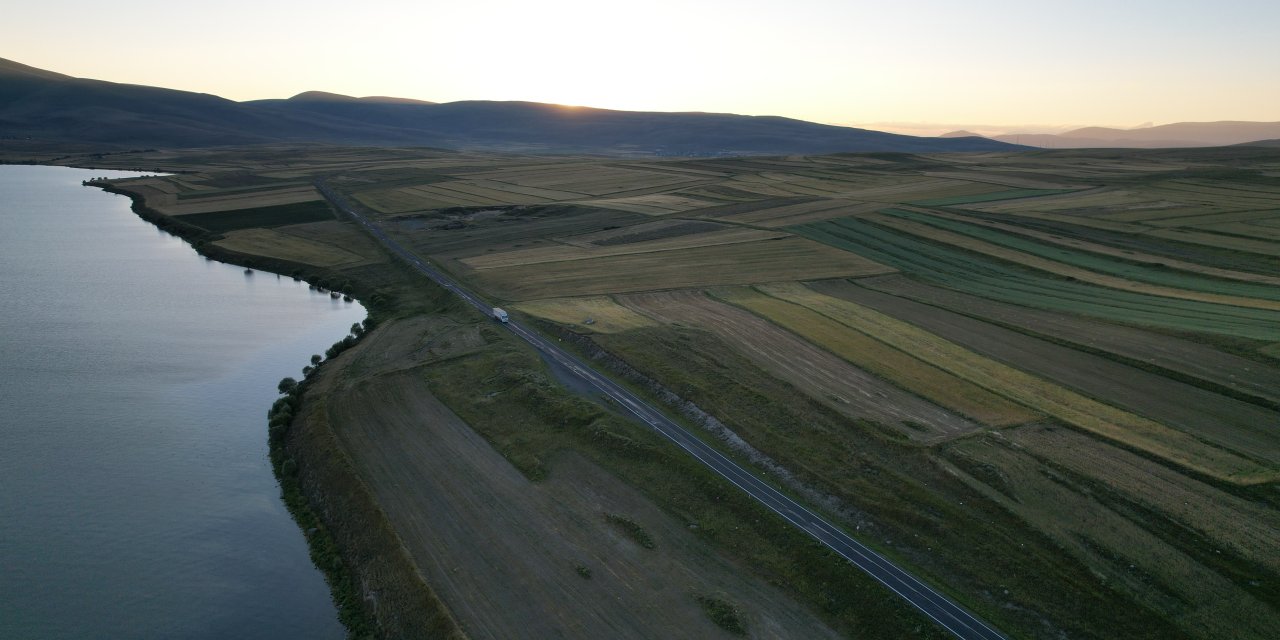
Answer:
0, 57, 1022, 155
995, 121, 1280, 148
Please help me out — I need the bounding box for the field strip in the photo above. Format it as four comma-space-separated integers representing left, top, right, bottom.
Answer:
460, 227, 788, 269
1141, 209, 1279, 228
757, 283, 1276, 484
860, 274, 1280, 406
431, 181, 554, 203
617, 289, 982, 440
411, 184, 508, 206
468, 179, 586, 199
869, 213, 1280, 310
755, 201, 886, 228
212, 228, 366, 267
908, 188, 1081, 207
810, 279, 1280, 460
1200, 221, 1280, 241
965, 209, 1149, 233
1009, 425, 1280, 575
583, 194, 716, 215
1145, 228, 1280, 257
165, 186, 320, 215
921, 171, 1079, 190
514, 296, 658, 333
904, 208, 1280, 286
468, 237, 894, 300
710, 287, 1038, 427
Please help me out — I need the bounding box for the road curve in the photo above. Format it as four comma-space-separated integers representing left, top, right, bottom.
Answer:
315, 181, 1009, 640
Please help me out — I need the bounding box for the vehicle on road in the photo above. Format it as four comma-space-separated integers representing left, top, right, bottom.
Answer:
492, 307, 509, 323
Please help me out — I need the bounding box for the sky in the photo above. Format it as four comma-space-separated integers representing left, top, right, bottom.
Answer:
5, 0, 1279, 134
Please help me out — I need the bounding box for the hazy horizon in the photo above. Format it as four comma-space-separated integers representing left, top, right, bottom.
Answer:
6, 0, 1279, 132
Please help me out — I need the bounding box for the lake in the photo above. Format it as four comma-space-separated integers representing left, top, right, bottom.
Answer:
0, 165, 352, 639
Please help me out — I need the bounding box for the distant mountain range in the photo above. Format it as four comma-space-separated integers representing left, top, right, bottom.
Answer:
989, 121, 1280, 148
0, 57, 1021, 155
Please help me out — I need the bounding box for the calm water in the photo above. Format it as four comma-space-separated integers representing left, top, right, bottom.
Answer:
0, 166, 354, 639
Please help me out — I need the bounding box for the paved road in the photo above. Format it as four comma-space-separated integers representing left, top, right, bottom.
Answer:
315, 181, 1009, 640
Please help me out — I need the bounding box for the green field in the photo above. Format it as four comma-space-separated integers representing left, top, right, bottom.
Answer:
178, 200, 337, 233
882, 208, 1280, 302
789, 216, 1280, 341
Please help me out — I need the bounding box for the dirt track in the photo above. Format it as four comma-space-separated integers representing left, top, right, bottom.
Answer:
618, 289, 980, 440
318, 320, 842, 639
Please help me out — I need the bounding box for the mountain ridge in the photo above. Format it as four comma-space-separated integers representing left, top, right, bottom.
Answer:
0, 56, 1022, 155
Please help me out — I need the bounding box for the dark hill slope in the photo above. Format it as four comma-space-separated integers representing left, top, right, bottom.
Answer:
1, 57, 1024, 154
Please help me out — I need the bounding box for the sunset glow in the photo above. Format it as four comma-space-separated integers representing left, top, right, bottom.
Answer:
5, 0, 1279, 131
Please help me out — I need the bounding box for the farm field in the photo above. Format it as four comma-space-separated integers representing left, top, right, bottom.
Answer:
808, 279, 1280, 461
754, 282, 1274, 484
613, 289, 982, 440
465, 237, 892, 300
709, 286, 1038, 427
858, 274, 1280, 406
879, 208, 1280, 304
790, 216, 1280, 341
212, 228, 368, 267
65, 143, 1280, 640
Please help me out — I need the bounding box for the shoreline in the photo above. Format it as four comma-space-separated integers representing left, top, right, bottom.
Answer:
88, 177, 460, 639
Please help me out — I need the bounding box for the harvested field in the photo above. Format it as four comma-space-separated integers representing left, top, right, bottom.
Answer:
808, 279, 1280, 462
1009, 424, 1280, 576
325, 369, 841, 639
617, 289, 982, 440
402, 208, 652, 259
459, 227, 788, 270
944, 431, 1280, 640
490, 166, 699, 196
758, 284, 1276, 484
213, 228, 367, 267
467, 237, 893, 300
703, 198, 878, 227
566, 219, 726, 246
353, 187, 452, 213
466, 179, 584, 201
860, 275, 1280, 406
712, 287, 1037, 427
583, 194, 716, 215
515, 296, 657, 333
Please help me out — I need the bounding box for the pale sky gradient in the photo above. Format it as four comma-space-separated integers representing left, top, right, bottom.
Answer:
5, 0, 1278, 133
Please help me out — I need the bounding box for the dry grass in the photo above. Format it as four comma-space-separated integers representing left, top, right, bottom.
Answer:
945, 429, 1280, 640
514, 296, 657, 333
618, 289, 981, 440
712, 286, 1037, 427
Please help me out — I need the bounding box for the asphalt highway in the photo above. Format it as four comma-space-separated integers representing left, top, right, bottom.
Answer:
315, 181, 1009, 640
